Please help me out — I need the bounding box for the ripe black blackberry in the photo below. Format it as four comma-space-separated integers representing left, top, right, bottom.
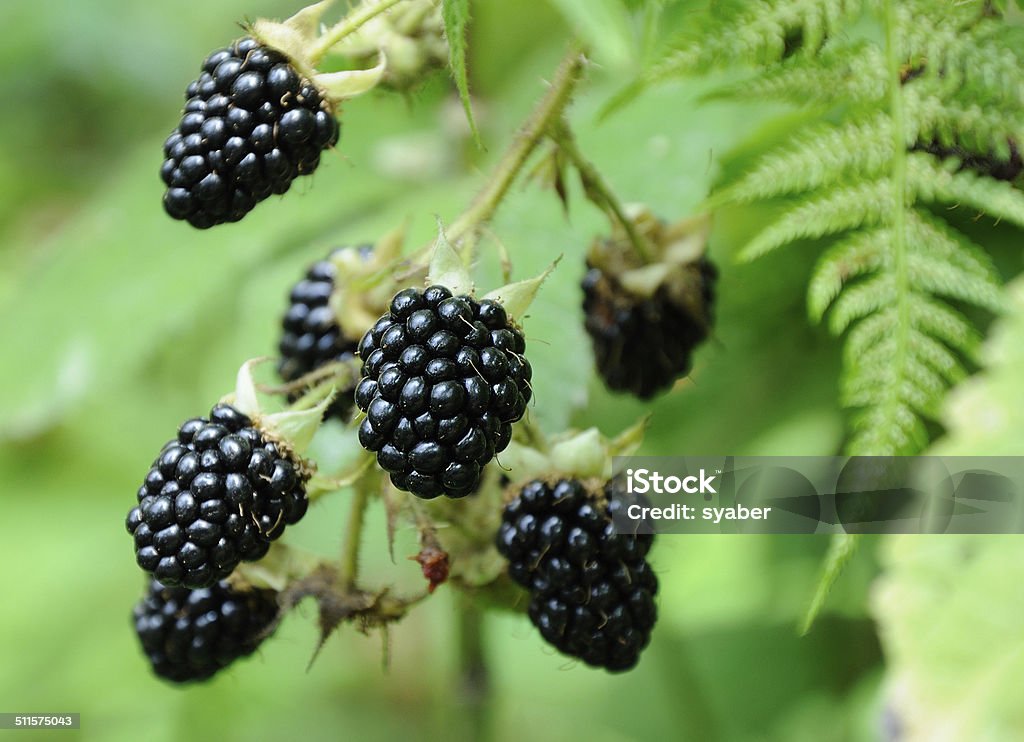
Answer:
354, 286, 532, 499
582, 255, 717, 399
125, 403, 309, 589
496, 478, 658, 672
161, 37, 340, 229
278, 245, 370, 420
133, 578, 278, 683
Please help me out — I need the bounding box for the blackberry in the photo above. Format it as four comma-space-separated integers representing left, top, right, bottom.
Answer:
133, 578, 278, 683
582, 255, 717, 399
161, 37, 340, 229
126, 403, 309, 589
496, 478, 658, 672
354, 286, 532, 499
278, 245, 370, 420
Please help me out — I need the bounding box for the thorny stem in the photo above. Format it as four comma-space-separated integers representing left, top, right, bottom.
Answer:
549, 119, 655, 263
446, 43, 588, 256
308, 0, 408, 65
338, 478, 372, 591
456, 594, 492, 742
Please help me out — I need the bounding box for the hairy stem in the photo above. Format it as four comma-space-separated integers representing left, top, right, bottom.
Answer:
447, 43, 588, 254
456, 593, 492, 742
309, 0, 408, 64
550, 119, 654, 263
338, 480, 371, 591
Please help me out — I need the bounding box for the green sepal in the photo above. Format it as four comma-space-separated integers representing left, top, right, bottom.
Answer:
249, 0, 389, 104
501, 417, 649, 484
426, 223, 474, 295
261, 396, 333, 457
224, 358, 330, 457
482, 257, 561, 322
313, 53, 387, 101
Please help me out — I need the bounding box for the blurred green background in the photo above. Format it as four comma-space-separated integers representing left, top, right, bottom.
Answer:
3, 1, 1021, 740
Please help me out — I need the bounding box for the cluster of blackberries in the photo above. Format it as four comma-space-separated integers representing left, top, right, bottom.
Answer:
354, 286, 532, 499
278, 246, 370, 420
126, 403, 309, 590
496, 479, 658, 672
582, 257, 717, 399
161, 37, 340, 229
133, 578, 279, 683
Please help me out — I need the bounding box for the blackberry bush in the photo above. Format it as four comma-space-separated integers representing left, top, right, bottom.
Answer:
133, 578, 279, 683
127, 19, 692, 690
278, 245, 372, 420
161, 37, 340, 229
496, 478, 658, 672
125, 403, 309, 589
354, 285, 532, 499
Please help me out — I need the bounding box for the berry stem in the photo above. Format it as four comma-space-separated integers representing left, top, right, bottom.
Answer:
309, 0, 409, 65
447, 42, 588, 255
338, 476, 373, 591
456, 594, 493, 742
549, 119, 655, 263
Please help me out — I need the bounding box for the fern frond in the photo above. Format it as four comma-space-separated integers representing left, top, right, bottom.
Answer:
908, 208, 998, 277
847, 401, 927, 455
666, 1, 1017, 462
842, 344, 946, 417
807, 227, 889, 321
905, 254, 1003, 312
906, 12, 1024, 108
906, 87, 1023, 158
628, 0, 1022, 631
906, 329, 967, 385
646, 0, 862, 83
707, 40, 886, 104
721, 114, 893, 203
827, 273, 897, 335
843, 306, 896, 358
843, 298, 978, 372
907, 295, 981, 359
908, 153, 1024, 228
737, 179, 892, 261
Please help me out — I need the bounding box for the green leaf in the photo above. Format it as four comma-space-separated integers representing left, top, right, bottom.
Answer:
872, 534, 1024, 740
441, 0, 482, 149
